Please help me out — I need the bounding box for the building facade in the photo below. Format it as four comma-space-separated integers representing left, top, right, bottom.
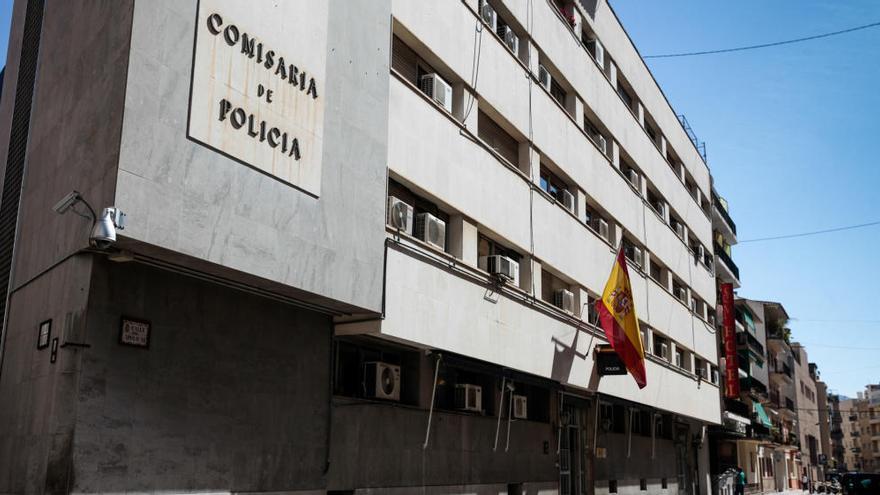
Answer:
792, 344, 822, 485
0, 0, 730, 493
841, 385, 880, 473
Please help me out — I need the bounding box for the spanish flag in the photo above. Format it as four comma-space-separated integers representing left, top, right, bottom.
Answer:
596, 247, 647, 388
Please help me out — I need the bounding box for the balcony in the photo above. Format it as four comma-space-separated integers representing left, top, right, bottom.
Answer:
737, 331, 765, 356
771, 362, 794, 383
712, 190, 737, 239
714, 243, 740, 283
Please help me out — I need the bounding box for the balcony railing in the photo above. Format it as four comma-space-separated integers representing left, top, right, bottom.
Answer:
714, 243, 740, 280
712, 190, 737, 235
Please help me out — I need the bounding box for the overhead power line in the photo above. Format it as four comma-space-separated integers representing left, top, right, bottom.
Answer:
645, 20, 880, 59
738, 219, 880, 243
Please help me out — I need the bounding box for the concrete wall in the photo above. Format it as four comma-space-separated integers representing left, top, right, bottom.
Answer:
72, 258, 332, 493
114, 0, 391, 314
328, 400, 556, 491
6, 0, 133, 288
0, 255, 94, 494
340, 246, 721, 425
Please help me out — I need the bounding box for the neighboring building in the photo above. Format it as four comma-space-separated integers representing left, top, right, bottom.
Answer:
849, 386, 880, 473
0, 0, 724, 494
792, 344, 822, 484
814, 369, 831, 480
828, 393, 846, 471
840, 398, 863, 471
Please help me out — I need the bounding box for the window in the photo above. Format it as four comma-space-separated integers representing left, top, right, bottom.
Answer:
621, 160, 640, 189
622, 237, 642, 267
585, 205, 610, 241
617, 82, 633, 110
539, 166, 570, 202
675, 348, 685, 369
388, 179, 450, 250
653, 334, 668, 360
647, 188, 664, 217
672, 279, 686, 302
600, 403, 626, 434
333, 340, 420, 405
392, 35, 440, 95
477, 234, 522, 269
631, 409, 652, 436
649, 259, 663, 285
584, 119, 608, 156
549, 78, 566, 107
478, 110, 520, 166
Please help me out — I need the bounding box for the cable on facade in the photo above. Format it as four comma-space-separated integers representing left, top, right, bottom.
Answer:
738, 219, 880, 243
644, 20, 880, 59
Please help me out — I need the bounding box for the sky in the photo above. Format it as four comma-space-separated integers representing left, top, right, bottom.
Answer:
0, 2, 874, 396
610, 0, 880, 398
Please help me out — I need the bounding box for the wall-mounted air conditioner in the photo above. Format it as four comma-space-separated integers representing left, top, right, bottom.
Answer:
538, 64, 552, 91
586, 38, 605, 67
503, 28, 519, 55
420, 73, 453, 113
689, 297, 696, 311
386, 196, 413, 234
632, 246, 643, 268
414, 212, 446, 251
482, 254, 519, 285
627, 168, 639, 186
513, 394, 528, 419
554, 288, 575, 314
697, 244, 705, 260
711, 368, 719, 384
364, 361, 401, 401
674, 351, 683, 368
480, 0, 497, 32
455, 383, 483, 412
560, 189, 576, 213
596, 134, 608, 155
675, 222, 685, 239
658, 343, 669, 361
598, 219, 609, 241
675, 287, 687, 302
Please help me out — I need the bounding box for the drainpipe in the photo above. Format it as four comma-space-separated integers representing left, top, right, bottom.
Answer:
423, 353, 442, 449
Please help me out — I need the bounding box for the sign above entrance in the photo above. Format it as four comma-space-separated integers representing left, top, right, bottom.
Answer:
188, 0, 328, 197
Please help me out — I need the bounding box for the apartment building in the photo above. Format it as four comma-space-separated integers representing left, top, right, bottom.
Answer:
0, 0, 724, 493
792, 344, 823, 484
840, 399, 863, 471
842, 385, 880, 473
828, 394, 845, 471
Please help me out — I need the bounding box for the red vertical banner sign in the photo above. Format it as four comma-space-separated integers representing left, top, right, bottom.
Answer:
721, 283, 740, 398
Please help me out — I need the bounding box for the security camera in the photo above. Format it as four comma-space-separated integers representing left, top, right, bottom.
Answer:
52, 191, 82, 214
90, 207, 125, 249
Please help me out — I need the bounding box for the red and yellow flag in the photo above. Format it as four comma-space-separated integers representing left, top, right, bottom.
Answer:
595, 247, 647, 388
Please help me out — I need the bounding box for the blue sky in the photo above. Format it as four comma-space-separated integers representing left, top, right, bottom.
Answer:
610, 0, 880, 397
0, 1, 875, 396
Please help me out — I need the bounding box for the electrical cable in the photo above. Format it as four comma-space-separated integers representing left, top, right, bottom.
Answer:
738, 219, 880, 243
645, 20, 880, 59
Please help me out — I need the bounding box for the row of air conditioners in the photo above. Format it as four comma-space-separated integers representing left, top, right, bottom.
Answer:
480, 1, 520, 55
363, 363, 527, 418
387, 196, 447, 251
419, 73, 453, 114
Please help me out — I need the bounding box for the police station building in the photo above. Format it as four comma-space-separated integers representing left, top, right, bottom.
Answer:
0, 0, 722, 493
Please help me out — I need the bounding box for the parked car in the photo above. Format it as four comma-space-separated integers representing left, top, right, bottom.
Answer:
842, 473, 880, 495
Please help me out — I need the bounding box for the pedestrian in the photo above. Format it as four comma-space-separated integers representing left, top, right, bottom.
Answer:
735, 467, 745, 495
803, 473, 810, 493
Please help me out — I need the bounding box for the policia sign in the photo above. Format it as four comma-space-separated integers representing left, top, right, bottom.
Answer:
188, 0, 328, 197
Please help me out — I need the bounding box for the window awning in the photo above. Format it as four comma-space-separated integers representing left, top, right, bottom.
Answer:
753, 402, 772, 427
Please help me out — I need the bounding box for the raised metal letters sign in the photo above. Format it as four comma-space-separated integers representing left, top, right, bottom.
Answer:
188, 0, 327, 197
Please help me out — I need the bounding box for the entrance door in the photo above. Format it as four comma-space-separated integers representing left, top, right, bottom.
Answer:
559, 403, 591, 495
675, 424, 693, 495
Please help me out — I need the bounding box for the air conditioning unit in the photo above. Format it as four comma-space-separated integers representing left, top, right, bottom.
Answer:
674, 351, 683, 368
455, 383, 483, 412
538, 64, 552, 91
658, 343, 669, 361
585, 38, 605, 67
711, 368, 719, 384
697, 244, 705, 260
689, 297, 696, 311
512, 394, 528, 419
598, 219, 609, 240
675, 222, 685, 239
503, 29, 519, 55
364, 362, 401, 401
386, 196, 413, 234
482, 254, 519, 285
554, 288, 575, 314
596, 134, 608, 155
479, 0, 497, 31
414, 212, 446, 251
559, 189, 576, 213
676, 287, 687, 302
627, 168, 638, 186
696, 366, 707, 379
633, 247, 643, 268
420, 73, 453, 113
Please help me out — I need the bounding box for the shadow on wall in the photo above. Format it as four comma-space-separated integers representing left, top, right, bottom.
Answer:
550, 328, 599, 390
